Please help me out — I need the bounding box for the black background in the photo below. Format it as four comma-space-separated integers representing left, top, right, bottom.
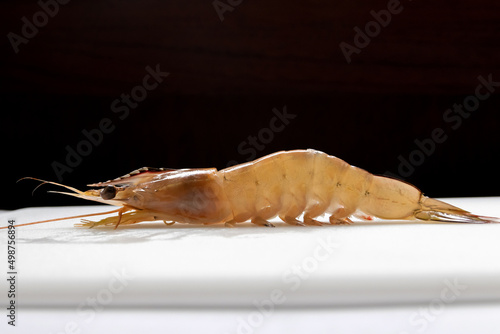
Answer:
2, 0, 499, 210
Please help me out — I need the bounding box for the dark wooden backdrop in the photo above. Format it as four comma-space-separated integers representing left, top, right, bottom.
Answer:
2, 0, 499, 209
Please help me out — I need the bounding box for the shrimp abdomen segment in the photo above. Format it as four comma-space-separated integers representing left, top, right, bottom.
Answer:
250, 152, 285, 219
316, 153, 372, 219
276, 150, 315, 219
221, 150, 317, 222
359, 176, 422, 219
218, 163, 257, 222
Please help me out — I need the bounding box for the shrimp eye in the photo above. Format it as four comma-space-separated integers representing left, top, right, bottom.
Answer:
101, 186, 117, 200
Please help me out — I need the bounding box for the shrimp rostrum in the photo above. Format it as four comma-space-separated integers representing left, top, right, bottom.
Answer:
9, 149, 500, 229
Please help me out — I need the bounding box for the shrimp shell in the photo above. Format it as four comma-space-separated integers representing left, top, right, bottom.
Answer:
6, 149, 500, 229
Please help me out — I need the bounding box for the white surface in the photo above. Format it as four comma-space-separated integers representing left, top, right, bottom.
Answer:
1, 197, 500, 332
4, 304, 500, 334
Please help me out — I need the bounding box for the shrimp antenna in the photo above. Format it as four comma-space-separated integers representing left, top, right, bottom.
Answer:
8, 177, 126, 229
17, 177, 85, 195
0, 207, 123, 230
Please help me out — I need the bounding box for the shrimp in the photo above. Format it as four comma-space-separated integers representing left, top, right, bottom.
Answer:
4, 149, 499, 229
